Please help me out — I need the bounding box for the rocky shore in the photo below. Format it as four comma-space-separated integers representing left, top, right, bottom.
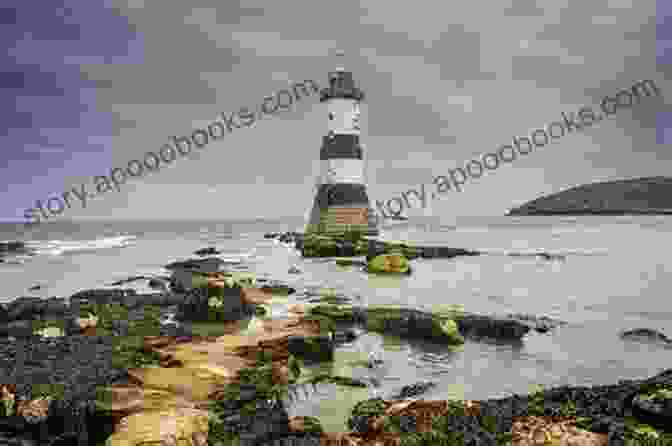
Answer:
1, 251, 670, 445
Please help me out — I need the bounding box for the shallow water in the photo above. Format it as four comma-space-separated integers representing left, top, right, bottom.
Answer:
2, 216, 672, 411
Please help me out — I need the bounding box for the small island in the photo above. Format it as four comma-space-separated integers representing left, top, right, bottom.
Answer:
507, 176, 672, 215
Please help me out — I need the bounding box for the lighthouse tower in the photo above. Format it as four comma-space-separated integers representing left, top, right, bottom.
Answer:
305, 53, 379, 237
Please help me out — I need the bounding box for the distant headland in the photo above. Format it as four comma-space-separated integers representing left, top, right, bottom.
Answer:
506, 176, 672, 215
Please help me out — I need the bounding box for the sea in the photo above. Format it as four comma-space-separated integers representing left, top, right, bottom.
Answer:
1, 215, 671, 427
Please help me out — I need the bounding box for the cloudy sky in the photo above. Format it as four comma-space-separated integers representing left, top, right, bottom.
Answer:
1, 0, 670, 224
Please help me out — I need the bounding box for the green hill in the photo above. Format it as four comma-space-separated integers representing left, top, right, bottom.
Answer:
506, 176, 672, 215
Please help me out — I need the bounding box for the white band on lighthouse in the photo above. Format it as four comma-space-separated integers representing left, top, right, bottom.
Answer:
320, 159, 364, 184
327, 98, 360, 135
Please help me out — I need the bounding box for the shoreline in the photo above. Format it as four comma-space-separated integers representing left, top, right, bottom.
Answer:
0, 249, 670, 444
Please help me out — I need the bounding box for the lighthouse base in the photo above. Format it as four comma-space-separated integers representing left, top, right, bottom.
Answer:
305, 184, 379, 237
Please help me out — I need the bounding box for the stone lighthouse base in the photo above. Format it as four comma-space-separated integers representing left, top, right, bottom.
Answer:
305, 184, 378, 237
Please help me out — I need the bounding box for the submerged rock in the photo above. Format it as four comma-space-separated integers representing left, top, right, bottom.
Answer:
0, 241, 28, 255
194, 247, 220, 256
506, 313, 567, 334
307, 304, 533, 342
620, 328, 672, 345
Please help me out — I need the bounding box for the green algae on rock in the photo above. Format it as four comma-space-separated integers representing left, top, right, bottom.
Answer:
208, 352, 303, 445
366, 253, 411, 275
348, 398, 387, 432
301, 235, 340, 258
64, 302, 166, 369
307, 304, 465, 345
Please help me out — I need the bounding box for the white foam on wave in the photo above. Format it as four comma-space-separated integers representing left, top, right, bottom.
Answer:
26, 235, 137, 256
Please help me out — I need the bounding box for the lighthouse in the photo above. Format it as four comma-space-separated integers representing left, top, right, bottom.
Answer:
305, 53, 379, 237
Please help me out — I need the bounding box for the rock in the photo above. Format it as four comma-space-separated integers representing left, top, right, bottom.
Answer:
120, 293, 143, 309
260, 284, 296, 296
423, 246, 480, 259
456, 313, 530, 339
15, 396, 51, 424
336, 240, 355, 257
110, 320, 131, 337
0, 304, 9, 324
301, 235, 340, 257
390, 382, 437, 400
0, 241, 27, 255
309, 304, 530, 341
148, 278, 169, 292
164, 257, 225, 274
335, 258, 367, 268
34, 326, 65, 339
0, 320, 34, 338
43, 298, 68, 317
75, 313, 98, 330
506, 313, 567, 333
175, 286, 249, 322
286, 335, 334, 362
536, 252, 566, 261
142, 293, 185, 307
107, 276, 149, 286
194, 247, 220, 256
105, 407, 210, 446
288, 265, 302, 274
6, 297, 45, 321
632, 390, 672, 431
366, 254, 411, 275
68, 289, 135, 306
439, 319, 465, 344
332, 328, 360, 344
620, 328, 672, 345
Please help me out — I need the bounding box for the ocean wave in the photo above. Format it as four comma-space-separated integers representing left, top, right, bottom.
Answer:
24, 235, 137, 256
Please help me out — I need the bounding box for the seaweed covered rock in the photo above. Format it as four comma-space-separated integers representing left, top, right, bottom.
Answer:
366, 254, 411, 275
632, 385, 672, 431
288, 416, 324, 435
208, 352, 302, 445
307, 304, 367, 324
307, 304, 533, 342
347, 398, 387, 434
175, 285, 253, 323
287, 335, 334, 362
301, 235, 340, 258
363, 306, 464, 345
